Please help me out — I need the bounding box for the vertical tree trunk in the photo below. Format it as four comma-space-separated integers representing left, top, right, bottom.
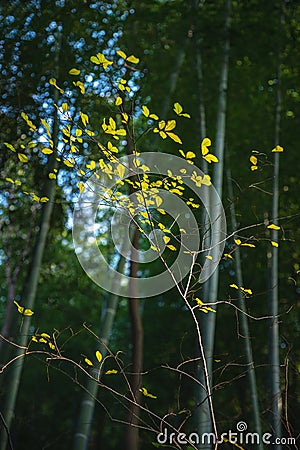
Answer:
268, 6, 283, 447
227, 168, 263, 450
197, 0, 231, 446
124, 226, 143, 450
0, 27, 62, 450
73, 254, 126, 450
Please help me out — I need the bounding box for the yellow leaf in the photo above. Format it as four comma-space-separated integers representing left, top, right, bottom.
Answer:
42, 148, 53, 155
80, 112, 89, 127
250, 155, 257, 165
186, 151, 196, 159
271, 241, 279, 247
234, 239, 241, 246
62, 102, 68, 112
6, 178, 15, 184
251, 165, 258, 171
63, 159, 75, 168
272, 145, 283, 152
139, 387, 157, 399
142, 105, 150, 117
201, 137, 211, 155
163, 236, 170, 244
78, 182, 85, 194
49, 173, 57, 179
40, 197, 49, 203
18, 153, 28, 163
267, 224, 280, 230
224, 253, 233, 259
86, 160, 96, 170
117, 50, 127, 59
116, 163, 125, 179
39, 338, 47, 343
155, 195, 163, 207
204, 153, 218, 163
165, 120, 176, 131
127, 54, 139, 64
95, 350, 103, 363
230, 284, 239, 289
49, 342, 55, 350
205, 255, 213, 260
241, 243, 256, 248
105, 369, 118, 375
32, 336, 38, 342
14, 300, 34, 316
4, 142, 16, 152
167, 244, 176, 251
173, 102, 183, 115
41, 333, 50, 338
85, 358, 93, 366
167, 132, 182, 144
241, 287, 252, 295
69, 68, 80, 75
202, 174, 211, 186
140, 211, 149, 219
115, 96, 123, 106
195, 297, 203, 307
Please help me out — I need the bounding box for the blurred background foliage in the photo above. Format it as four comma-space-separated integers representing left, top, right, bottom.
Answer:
0, 0, 299, 449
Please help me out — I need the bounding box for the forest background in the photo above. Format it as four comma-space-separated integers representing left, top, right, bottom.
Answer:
0, 1, 299, 450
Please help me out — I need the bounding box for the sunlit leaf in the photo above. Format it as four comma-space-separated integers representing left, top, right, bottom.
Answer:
250, 155, 257, 165
230, 284, 239, 289
115, 96, 123, 106
41, 333, 50, 338
267, 224, 280, 230
167, 245, 176, 251
42, 148, 53, 155
117, 50, 127, 59
85, 358, 93, 366
165, 120, 176, 131
241, 287, 252, 295
69, 68, 80, 75
18, 153, 28, 163
174, 102, 183, 115
127, 54, 139, 64
86, 160, 96, 170
40, 197, 49, 203
167, 132, 182, 144
163, 236, 170, 244
139, 387, 157, 399
234, 239, 241, 246
201, 137, 211, 155
204, 153, 218, 163
49, 173, 57, 179
4, 142, 16, 152
96, 350, 103, 363
186, 151, 196, 159
80, 112, 89, 127
78, 182, 85, 194
272, 145, 283, 152
105, 369, 118, 375
14, 300, 34, 316
271, 241, 279, 247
